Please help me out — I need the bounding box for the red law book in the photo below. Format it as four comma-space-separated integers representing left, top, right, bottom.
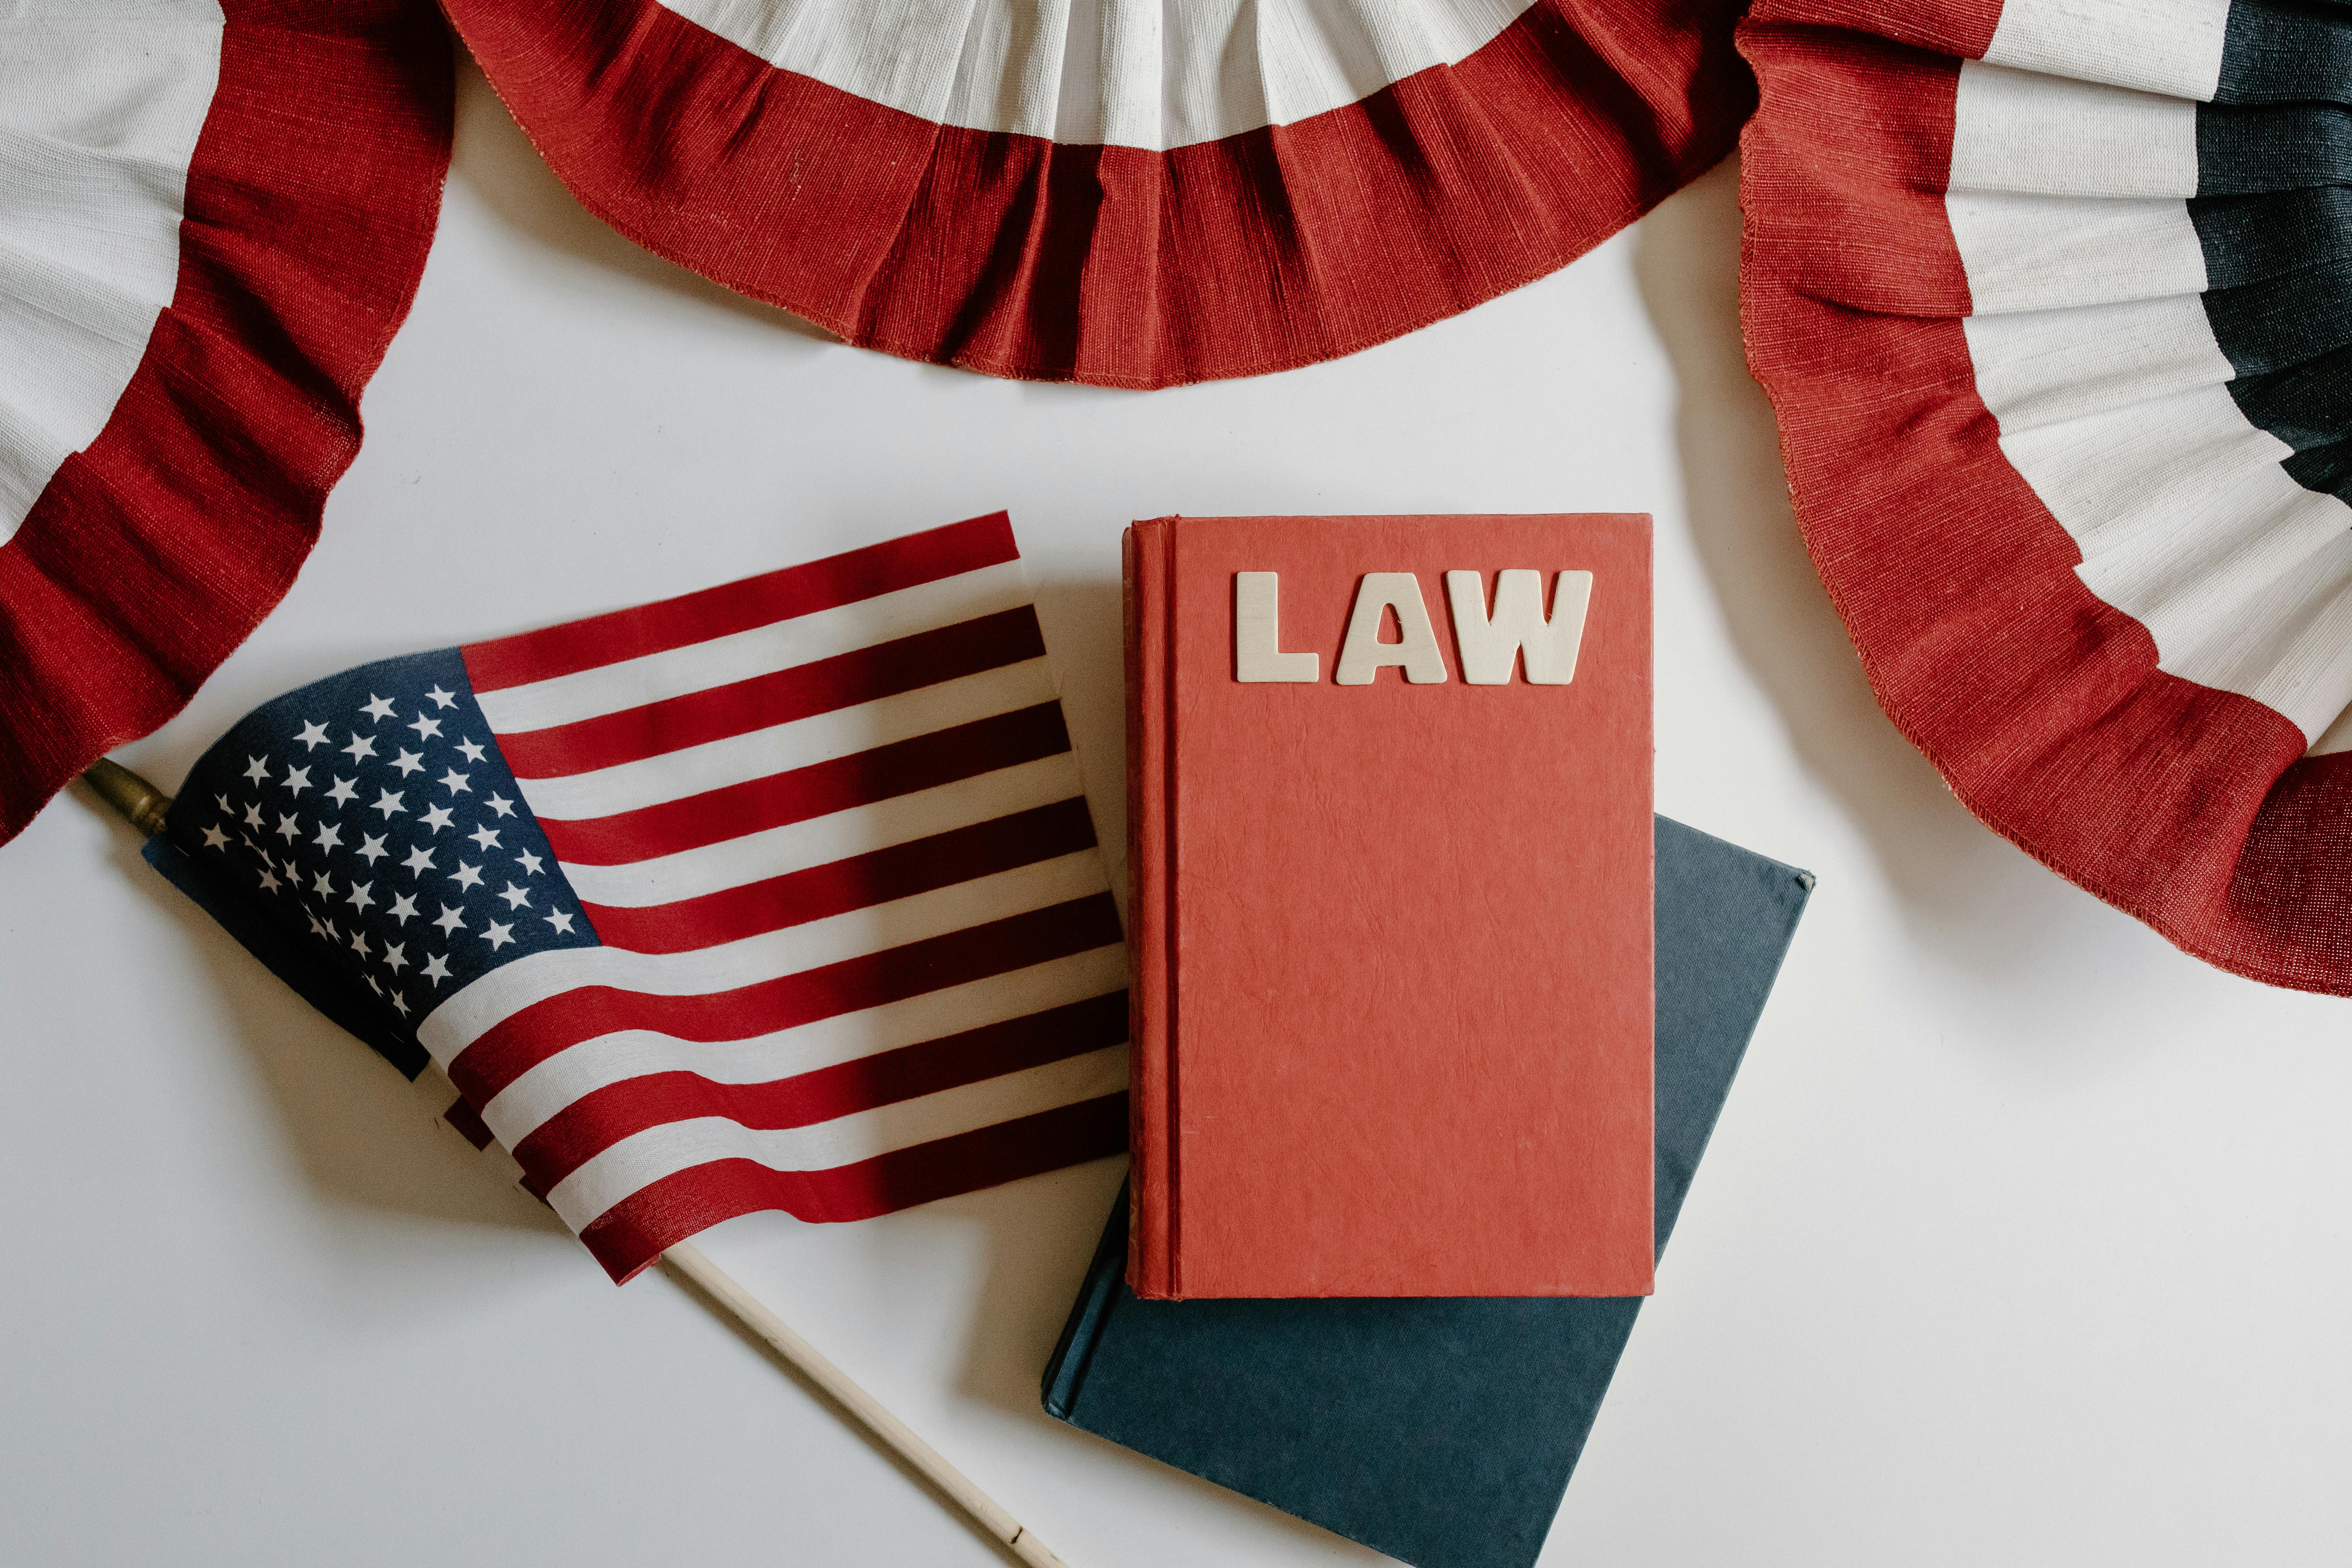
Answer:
1126, 515, 1653, 1300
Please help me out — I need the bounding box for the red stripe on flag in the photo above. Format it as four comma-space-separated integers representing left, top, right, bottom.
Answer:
495, 606, 1047, 778
510, 990, 1128, 1193
443, 1093, 496, 1150
578, 1094, 1130, 1281
582, 798, 1102, 953
450, 891, 1125, 1103
536, 702, 1074, 863
462, 512, 1019, 692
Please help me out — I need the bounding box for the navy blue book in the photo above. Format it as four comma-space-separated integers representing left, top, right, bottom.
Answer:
1041, 816, 1812, 1568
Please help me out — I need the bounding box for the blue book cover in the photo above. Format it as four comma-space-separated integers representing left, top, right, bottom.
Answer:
1041, 816, 1812, 1568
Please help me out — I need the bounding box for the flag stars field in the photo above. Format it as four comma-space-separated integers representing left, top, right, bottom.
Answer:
168, 663, 588, 1044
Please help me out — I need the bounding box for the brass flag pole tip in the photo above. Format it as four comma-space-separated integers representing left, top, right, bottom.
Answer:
81, 757, 173, 836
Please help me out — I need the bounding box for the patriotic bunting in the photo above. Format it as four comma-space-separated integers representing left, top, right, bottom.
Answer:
441, 0, 1754, 388
0, 0, 454, 848
1739, 0, 2352, 993
149, 514, 1130, 1281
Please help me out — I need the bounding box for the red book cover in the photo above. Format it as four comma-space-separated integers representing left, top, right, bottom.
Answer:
1126, 515, 1653, 1300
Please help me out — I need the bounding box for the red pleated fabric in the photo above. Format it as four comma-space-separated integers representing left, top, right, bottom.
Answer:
1737, 0, 2352, 994
0, 1, 454, 848
443, 0, 1753, 388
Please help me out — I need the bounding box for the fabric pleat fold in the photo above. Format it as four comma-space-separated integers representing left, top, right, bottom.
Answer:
444, 0, 1753, 387
0, 0, 454, 847
1741, 0, 2352, 992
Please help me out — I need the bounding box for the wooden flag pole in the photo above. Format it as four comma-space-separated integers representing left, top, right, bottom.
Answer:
659, 1242, 1070, 1568
79, 760, 1073, 1568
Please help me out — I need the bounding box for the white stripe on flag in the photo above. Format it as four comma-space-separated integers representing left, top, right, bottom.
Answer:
474, 560, 1034, 734
419, 848, 1114, 1058
507, 657, 1059, 818
543, 1045, 1130, 1232
480, 943, 1130, 1144
555, 751, 1091, 906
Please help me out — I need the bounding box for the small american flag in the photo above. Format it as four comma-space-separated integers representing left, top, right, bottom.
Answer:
150, 513, 1129, 1280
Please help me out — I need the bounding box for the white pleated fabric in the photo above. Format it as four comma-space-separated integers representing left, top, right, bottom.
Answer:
667, 0, 1538, 149
1947, 50, 2352, 752
0, 0, 221, 540
1740, 0, 2352, 994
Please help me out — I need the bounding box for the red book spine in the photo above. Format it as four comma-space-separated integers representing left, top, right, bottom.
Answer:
1125, 520, 1177, 1297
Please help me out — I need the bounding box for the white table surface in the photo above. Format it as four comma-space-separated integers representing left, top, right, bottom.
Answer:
6, 58, 2350, 1568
